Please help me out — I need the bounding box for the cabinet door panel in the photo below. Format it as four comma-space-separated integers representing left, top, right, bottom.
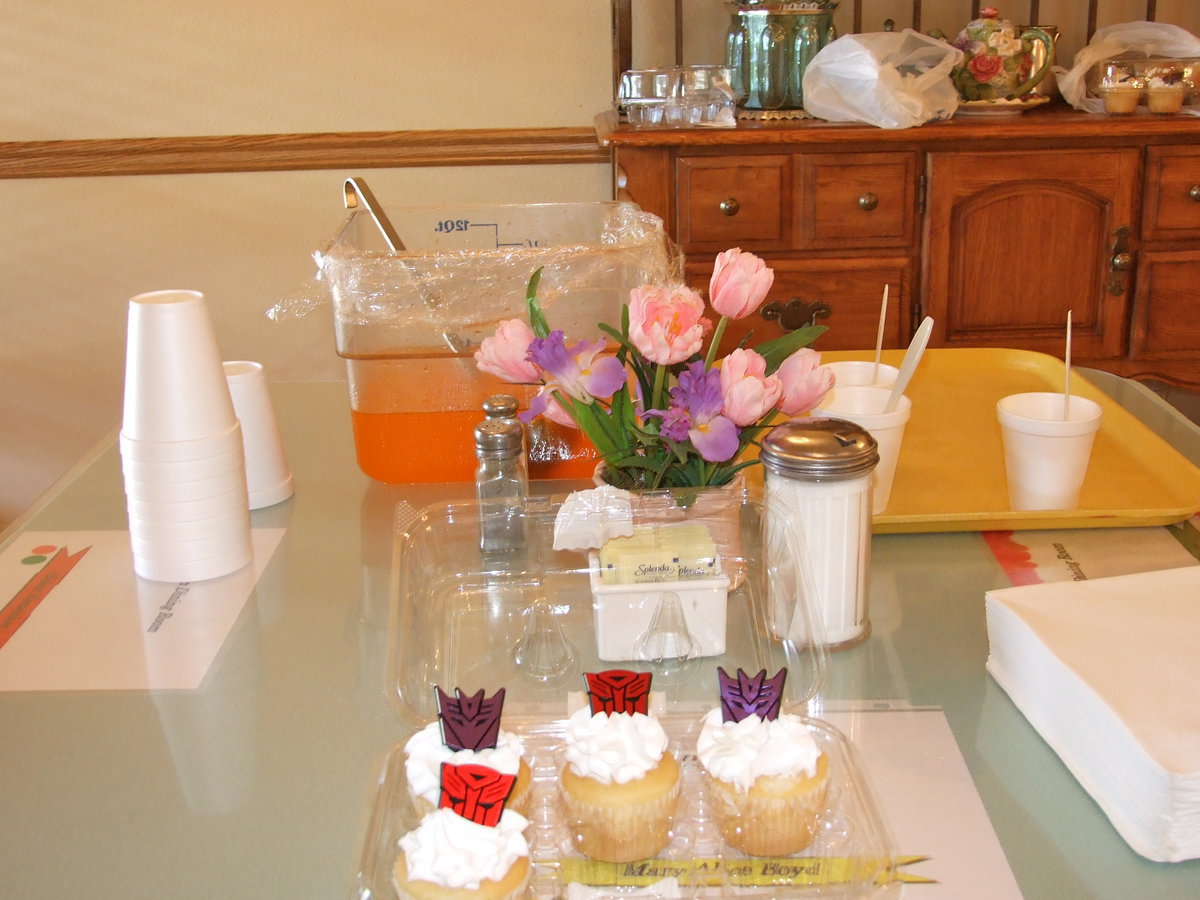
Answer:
925, 150, 1138, 360
1131, 249, 1200, 361
676, 155, 790, 251
686, 256, 913, 353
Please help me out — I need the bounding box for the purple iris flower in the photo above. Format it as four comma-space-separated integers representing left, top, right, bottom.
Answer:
667, 361, 740, 462
523, 330, 625, 420
646, 403, 692, 443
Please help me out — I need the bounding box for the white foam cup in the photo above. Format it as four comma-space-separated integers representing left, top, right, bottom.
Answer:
130, 527, 250, 561
996, 392, 1103, 510
122, 290, 237, 443
813, 385, 911, 515
131, 540, 253, 583
223, 361, 294, 509
127, 510, 250, 543
119, 422, 244, 464
123, 469, 247, 504
826, 360, 900, 389
121, 445, 245, 484
126, 484, 249, 522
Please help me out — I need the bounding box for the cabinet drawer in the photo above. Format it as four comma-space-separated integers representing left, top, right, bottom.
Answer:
1131, 249, 1200, 358
1143, 146, 1200, 241
797, 152, 919, 250
676, 155, 790, 251
685, 256, 913, 353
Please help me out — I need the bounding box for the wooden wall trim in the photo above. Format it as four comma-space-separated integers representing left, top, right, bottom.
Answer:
0, 127, 610, 180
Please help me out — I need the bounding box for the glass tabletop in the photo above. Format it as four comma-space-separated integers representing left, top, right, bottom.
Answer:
1, 377, 1197, 899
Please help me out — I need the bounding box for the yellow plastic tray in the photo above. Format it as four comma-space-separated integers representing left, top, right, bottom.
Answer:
807, 348, 1200, 533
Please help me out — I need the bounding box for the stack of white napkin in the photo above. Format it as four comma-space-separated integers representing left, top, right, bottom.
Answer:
985, 566, 1200, 863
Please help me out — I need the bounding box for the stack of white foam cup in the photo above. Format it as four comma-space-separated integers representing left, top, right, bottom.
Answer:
120, 290, 253, 582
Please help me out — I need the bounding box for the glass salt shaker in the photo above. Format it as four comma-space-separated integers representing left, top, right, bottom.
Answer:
760, 418, 878, 650
475, 395, 528, 553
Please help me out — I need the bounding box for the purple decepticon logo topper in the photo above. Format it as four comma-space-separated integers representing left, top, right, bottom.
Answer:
718, 667, 787, 723
436, 686, 506, 752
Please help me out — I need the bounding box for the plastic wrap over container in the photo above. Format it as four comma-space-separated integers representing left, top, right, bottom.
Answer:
315, 201, 680, 483
355, 491, 899, 899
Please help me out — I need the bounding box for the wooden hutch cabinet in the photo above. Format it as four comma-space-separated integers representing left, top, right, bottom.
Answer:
599, 108, 1200, 388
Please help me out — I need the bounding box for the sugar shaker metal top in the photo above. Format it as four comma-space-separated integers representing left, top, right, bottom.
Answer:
760, 417, 879, 480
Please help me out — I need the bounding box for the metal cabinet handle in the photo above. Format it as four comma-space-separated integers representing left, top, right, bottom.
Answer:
719, 197, 740, 216
1189, 185, 1200, 202
1107, 226, 1132, 295
858, 192, 879, 211
761, 297, 832, 331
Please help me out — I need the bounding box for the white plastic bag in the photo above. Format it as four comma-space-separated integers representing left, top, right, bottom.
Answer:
1058, 22, 1200, 115
802, 29, 963, 129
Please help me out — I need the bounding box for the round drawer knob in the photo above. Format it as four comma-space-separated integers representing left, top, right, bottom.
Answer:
1189, 185, 1200, 202
1111, 252, 1133, 272
719, 197, 740, 216
858, 192, 879, 211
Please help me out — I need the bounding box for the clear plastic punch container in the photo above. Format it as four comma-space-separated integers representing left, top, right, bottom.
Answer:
357, 490, 898, 899
317, 190, 678, 484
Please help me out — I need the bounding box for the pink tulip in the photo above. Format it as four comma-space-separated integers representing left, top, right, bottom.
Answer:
530, 385, 578, 428
474, 319, 538, 383
776, 348, 834, 416
628, 285, 707, 365
709, 248, 774, 320
719, 348, 781, 427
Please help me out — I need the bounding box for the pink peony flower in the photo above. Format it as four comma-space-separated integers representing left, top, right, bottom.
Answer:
474, 318, 538, 383
776, 348, 834, 416
719, 348, 782, 427
628, 284, 706, 366
709, 248, 775, 320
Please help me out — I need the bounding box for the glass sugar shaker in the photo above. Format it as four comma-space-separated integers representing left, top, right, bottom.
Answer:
760, 418, 878, 650
474, 394, 528, 553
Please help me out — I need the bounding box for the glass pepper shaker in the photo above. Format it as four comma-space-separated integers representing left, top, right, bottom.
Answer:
474, 395, 528, 553
760, 418, 878, 650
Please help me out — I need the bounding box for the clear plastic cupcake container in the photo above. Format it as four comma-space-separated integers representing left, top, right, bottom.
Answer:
1087, 56, 1200, 114
356, 492, 899, 898
619, 66, 740, 129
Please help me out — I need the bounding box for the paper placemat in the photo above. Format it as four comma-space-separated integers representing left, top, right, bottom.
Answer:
0, 529, 285, 691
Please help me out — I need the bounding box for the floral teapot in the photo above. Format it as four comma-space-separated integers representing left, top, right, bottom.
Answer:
947, 7, 1054, 102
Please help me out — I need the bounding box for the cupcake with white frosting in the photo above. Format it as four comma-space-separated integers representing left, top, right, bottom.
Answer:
697, 667, 830, 857
394, 763, 531, 900
560, 669, 681, 862
404, 687, 532, 818
1146, 75, 1185, 114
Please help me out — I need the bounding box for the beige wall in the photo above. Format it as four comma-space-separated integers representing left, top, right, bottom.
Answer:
0, 2, 613, 528
4, 0, 1200, 528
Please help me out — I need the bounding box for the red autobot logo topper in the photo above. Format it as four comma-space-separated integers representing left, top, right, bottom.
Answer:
438, 762, 516, 827
718, 666, 787, 723
584, 669, 652, 715
436, 686, 505, 752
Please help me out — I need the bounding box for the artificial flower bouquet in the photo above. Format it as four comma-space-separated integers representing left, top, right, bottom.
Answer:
474, 249, 834, 490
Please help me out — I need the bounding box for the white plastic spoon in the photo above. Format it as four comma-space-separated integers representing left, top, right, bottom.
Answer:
872, 284, 889, 384
1063, 309, 1073, 420
884, 316, 933, 413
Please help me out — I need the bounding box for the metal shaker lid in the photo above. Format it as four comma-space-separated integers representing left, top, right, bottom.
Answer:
475, 395, 524, 457
760, 417, 879, 480
482, 394, 519, 419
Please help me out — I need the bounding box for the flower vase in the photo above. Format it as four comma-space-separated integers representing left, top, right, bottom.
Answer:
593, 466, 748, 590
